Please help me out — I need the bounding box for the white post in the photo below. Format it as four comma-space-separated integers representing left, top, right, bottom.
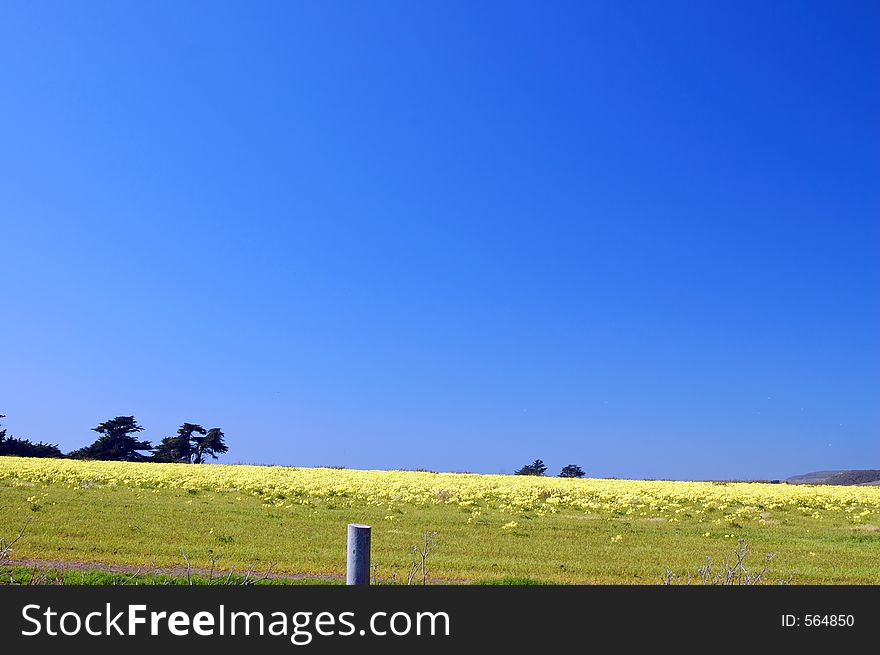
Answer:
346, 523, 371, 585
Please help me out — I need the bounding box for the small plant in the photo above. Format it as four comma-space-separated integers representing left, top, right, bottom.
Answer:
1, 520, 29, 566
662, 540, 792, 585
180, 548, 275, 585
407, 530, 438, 585
1, 518, 35, 584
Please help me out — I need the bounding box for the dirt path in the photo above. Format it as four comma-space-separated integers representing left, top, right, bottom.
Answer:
3, 558, 470, 584
4, 557, 343, 582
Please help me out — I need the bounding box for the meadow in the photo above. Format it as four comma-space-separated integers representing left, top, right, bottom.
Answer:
1, 457, 879, 584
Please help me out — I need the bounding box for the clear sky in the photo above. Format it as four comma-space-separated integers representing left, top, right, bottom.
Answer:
1, 1, 877, 480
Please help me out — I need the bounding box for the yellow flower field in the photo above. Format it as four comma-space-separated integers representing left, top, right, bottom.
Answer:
1, 457, 879, 583
2, 457, 878, 524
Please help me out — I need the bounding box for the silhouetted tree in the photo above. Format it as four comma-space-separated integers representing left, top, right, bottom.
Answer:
559, 464, 586, 478
0, 414, 64, 458
68, 416, 151, 461
152, 423, 205, 463
151, 436, 187, 463
515, 459, 547, 476
153, 423, 227, 463
192, 427, 228, 464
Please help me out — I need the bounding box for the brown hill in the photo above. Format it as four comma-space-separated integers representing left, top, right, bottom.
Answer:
786, 470, 880, 486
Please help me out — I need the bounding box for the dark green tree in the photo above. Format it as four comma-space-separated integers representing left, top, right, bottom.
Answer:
559, 464, 586, 478
192, 427, 228, 464
68, 416, 151, 461
514, 459, 547, 476
152, 423, 205, 463
0, 414, 64, 458
151, 436, 188, 463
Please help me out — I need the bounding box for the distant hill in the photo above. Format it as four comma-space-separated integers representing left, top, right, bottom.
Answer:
786, 470, 880, 486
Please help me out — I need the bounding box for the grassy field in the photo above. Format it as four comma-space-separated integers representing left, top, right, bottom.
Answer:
1, 457, 879, 584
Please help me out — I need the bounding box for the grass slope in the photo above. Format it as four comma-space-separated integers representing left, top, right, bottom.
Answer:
2, 470, 879, 584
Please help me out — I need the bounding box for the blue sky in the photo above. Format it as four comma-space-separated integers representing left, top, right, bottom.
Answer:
1, 1, 877, 479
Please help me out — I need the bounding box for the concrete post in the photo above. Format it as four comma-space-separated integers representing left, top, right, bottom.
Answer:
346, 523, 371, 585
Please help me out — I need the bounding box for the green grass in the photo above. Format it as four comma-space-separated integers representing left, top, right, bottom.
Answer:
472, 577, 558, 585
3, 566, 340, 585
2, 479, 879, 584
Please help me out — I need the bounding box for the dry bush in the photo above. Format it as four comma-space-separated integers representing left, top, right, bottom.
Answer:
662, 539, 792, 585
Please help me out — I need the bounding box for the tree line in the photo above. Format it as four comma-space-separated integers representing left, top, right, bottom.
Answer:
3, 414, 574, 476
515, 459, 586, 478
0, 414, 227, 463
